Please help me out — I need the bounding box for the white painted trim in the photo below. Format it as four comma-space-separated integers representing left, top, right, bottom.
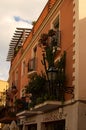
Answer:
72, 0, 79, 100
50, 11, 60, 29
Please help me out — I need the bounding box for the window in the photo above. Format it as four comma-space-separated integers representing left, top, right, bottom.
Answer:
28, 45, 37, 72
28, 124, 37, 130
44, 120, 65, 130
32, 45, 37, 58
53, 15, 59, 30
52, 15, 61, 47
22, 60, 26, 75
15, 70, 18, 86
28, 58, 36, 71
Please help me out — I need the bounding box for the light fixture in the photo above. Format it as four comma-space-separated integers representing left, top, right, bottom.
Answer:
47, 67, 57, 81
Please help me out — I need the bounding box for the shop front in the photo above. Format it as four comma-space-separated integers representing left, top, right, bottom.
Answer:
42, 120, 65, 130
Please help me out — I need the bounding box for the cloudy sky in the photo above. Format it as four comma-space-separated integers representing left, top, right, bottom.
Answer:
0, 0, 48, 81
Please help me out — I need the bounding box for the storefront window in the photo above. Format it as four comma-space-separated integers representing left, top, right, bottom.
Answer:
28, 124, 37, 130
43, 120, 65, 130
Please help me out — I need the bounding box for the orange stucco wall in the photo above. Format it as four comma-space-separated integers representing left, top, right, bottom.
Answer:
9, 0, 74, 100
60, 0, 74, 87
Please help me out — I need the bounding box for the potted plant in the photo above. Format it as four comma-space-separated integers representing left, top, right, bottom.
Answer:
25, 73, 48, 107
39, 33, 48, 47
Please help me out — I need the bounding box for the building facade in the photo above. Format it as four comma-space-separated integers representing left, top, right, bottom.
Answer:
5, 0, 86, 130
0, 80, 9, 128
0, 80, 9, 106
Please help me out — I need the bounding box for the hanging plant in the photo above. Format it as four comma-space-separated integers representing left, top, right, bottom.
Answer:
11, 85, 18, 94
48, 29, 56, 36
39, 33, 48, 47
15, 98, 28, 112
39, 29, 59, 69
26, 73, 48, 106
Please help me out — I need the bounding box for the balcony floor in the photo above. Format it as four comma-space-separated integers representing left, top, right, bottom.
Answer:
16, 101, 61, 117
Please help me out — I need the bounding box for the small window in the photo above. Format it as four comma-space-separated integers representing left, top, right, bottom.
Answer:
22, 60, 26, 75
52, 15, 61, 47
28, 45, 37, 72
53, 15, 59, 30
15, 70, 18, 86
33, 45, 37, 58
28, 58, 36, 72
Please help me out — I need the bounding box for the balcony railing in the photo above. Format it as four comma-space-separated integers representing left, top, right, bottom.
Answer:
0, 106, 17, 124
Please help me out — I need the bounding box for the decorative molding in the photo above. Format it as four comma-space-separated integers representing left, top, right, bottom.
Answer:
42, 109, 67, 122
72, 0, 79, 100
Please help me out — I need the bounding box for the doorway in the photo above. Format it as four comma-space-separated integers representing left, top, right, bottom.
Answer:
44, 120, 65, 130
28, 124, 37, 130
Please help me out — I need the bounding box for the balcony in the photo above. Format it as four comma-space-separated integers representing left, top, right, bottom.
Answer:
0, 106, 17, 124
16, 72, 62, 118
27, 57, 37, 77
16, 110, 42, 117
16, 35, 74, 118
16, 101, 61, 118
33, 100, 61, 112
